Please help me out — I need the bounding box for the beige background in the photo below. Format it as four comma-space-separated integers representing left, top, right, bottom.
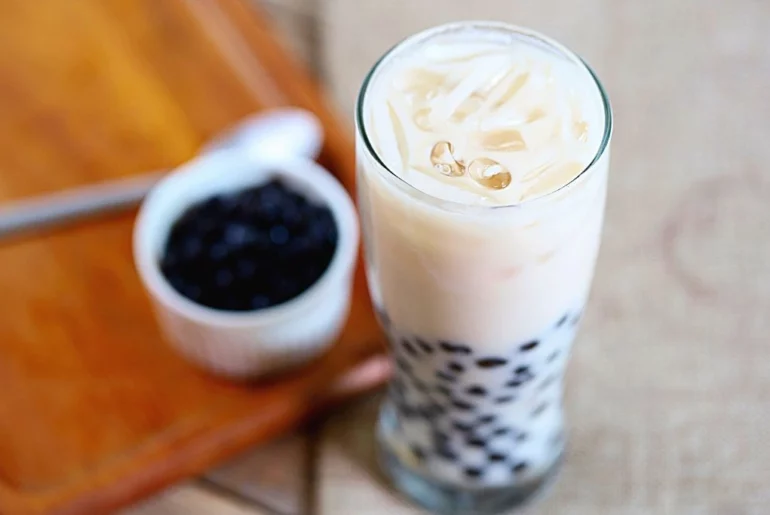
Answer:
126, 0, 770, 514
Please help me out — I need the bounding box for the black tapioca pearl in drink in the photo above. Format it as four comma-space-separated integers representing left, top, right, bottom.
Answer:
439, 341, 472, 355
447, 361, 465, 373
538, 375, 556, 391
466, 435, 487, 448
512, 461, 528, 474
411, 445, 426, 462
476, 357, 508, 368
477, 414, 496, 425
450, 398, 475, 412
464, 467, 484, 479
520, 340, 540, 352
516, 432, 529, 443
452, 420, 474, 433
436, 370, 456, 382
466, 385, 487, 397
494, 395, 515, 404
401, 338, 418, 357
433, 430, 449, 444
546, 350, 560, 363
556, 313, 569, 327
437, 444, 458, 461
397, 402, 419, 419
488, 452, 507, 463
416, 338, 434, 354
395, 357, 412, 374
532, 402, 549, 418
491, 427, 510, 437
505, 379, 523, 388
422, 403, 446, 419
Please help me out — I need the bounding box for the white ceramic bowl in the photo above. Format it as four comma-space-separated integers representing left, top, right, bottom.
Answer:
133, 151, 359, 379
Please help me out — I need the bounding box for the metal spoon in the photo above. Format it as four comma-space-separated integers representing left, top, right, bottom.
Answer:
0, 108, 323, 239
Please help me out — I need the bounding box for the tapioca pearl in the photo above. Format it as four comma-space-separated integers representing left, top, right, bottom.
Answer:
436, 444, 458, 462
451, 420, 474, 433
520, 340, 540, 352
450, 398, 475, 412
556, 313, 569, 328
416, 338, 434, 354
411, 444, 427, 462
513, 366, 535, 383
516, 432, 529, 443
401, 338, 418, 358
435, 370, 456, 382
464, 467, 484, 480
505, 378, 524, 388
494, 395, 516, 404
531, 402, 549, 418
439, 341, 472, 355
447, 361, 465, 373
476, 414, 496, 425
476, 357, 508, 368
465, 434, 487, 448
491, 427, 511, 437
395, 356, 412, 375
421, 402, 446, 420
538, 374, 557, 391
396, 402, 419, 419
512, 461, 529, 475
546, 350, 560, 364
488, 452, 508, 463
465, 385, 487, 397
570, 311, 582, 326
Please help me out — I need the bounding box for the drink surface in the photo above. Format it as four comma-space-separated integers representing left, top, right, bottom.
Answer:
364, 25, 606, 205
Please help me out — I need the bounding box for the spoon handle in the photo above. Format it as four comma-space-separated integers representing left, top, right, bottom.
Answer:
0, 172, 165, 239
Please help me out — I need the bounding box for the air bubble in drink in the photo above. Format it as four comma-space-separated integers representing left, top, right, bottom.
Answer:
430, 140, 465, 177
479, 129, 526, 151
468, 157, 512, 190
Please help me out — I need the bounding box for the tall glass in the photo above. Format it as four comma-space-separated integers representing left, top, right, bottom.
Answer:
355, 22, 612, 514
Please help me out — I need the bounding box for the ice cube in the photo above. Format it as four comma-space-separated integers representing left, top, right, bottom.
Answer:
468, 157, 512, 190
478, 129, 527, 151
430, 140, 465, 177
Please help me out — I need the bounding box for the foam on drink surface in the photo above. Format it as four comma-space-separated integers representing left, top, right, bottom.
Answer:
365, 28, 604, 205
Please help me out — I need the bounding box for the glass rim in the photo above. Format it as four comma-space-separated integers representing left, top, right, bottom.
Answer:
355, 20, 613, 211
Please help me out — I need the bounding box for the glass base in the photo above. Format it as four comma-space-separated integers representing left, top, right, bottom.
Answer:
376, 404, 563, 515
377, 443, 562, 515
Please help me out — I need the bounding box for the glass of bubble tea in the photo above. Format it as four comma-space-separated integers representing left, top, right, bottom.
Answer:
355, 21, 612, 515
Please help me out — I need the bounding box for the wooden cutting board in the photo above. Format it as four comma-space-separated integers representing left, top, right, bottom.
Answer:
0, 1, 386, 514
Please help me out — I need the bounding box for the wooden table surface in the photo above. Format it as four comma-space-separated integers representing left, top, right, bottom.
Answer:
5, 0, 770, 513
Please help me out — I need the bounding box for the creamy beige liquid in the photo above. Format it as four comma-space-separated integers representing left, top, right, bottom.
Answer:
357, 23, 610, 488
